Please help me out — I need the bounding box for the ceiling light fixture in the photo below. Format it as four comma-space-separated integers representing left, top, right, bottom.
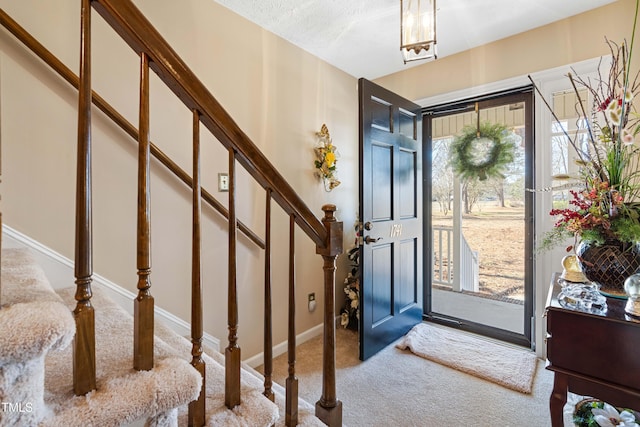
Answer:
400, 0, 437, 63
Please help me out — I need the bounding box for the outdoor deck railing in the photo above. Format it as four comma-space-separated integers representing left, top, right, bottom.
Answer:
432, 225, 478, 292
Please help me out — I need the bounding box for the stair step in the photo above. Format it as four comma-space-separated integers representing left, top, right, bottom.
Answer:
2, 248, 322, 426
1, 249, 76, 427
50, 286, 280, 427
1, 248, 66, 306
154, 320, 324, 426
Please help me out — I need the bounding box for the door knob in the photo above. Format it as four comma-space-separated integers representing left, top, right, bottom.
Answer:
364, 236, 382, 244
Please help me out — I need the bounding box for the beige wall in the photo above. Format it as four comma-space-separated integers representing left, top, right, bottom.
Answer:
0, 0, 359, 359
377, 0, 638, 101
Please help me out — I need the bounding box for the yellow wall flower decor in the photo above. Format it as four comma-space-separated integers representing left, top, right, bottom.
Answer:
314, 124, 340, 191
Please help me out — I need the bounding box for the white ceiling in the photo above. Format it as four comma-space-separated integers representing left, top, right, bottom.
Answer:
213, 0, 616, 80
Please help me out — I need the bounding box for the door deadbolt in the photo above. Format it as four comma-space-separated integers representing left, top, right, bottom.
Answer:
364, 221, 373, 230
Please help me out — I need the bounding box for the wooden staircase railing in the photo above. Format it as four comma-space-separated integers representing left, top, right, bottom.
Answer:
0, 1, 343, 426
0, 8, 265, 251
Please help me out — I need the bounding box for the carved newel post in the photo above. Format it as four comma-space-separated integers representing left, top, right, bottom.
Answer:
315, 204, 343, 426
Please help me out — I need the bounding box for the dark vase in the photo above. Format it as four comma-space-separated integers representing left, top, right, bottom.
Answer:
346, 312, 358, 331
577, 239, 640, 299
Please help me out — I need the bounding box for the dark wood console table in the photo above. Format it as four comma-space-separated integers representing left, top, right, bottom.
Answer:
545, 274, 640, 426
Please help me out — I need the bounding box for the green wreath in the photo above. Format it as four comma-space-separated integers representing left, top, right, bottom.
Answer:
449, 122, 516, 181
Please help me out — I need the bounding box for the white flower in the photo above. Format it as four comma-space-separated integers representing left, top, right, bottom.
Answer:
348, 290, 357, 300
350, 299, 358, 309
592, 403, 639, 427
605, 99, 623, 125
622, 128, 635, 145
618, 85, 634, 103
340, 312, 349, 328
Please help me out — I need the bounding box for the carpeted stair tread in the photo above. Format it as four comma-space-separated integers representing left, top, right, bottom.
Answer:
154, 322, 319, 426
1, 248, 66, 306
1, 249, 75, 363
240, 362, 326, 427
1, 249, 77, 427
39, 286, 201, 426
0, 301, 74, 364
54, 286, 279, 427
42, 357, 201, 427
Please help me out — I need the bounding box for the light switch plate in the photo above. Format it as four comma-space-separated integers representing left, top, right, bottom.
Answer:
218, 173, 229, 192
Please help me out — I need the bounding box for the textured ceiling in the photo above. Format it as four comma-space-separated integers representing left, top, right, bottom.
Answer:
213, 0, 616, 80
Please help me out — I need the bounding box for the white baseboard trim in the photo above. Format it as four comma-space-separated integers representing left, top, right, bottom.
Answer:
2, 224, 220, 352
244, 322, 324, 368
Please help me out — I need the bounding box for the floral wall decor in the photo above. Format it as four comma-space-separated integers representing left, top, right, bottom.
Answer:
314, 124, 341, 191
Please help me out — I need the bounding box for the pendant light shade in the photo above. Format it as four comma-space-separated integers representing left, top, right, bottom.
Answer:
400, 0, 437, 63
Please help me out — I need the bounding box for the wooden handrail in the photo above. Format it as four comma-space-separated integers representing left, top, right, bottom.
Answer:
0, 8, 265, 250
90, 0, 329, 249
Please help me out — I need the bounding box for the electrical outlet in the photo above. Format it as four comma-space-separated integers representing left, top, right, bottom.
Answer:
308, 293, 316, 312
218, 173, 229, 192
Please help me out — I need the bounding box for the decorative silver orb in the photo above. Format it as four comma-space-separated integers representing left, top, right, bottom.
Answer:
624, 273, 640, 317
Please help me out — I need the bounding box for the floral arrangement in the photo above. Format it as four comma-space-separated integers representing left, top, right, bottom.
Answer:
537, 3, 640, 252
314, 124, 341, 191
573, 398, 639, 427
340, 245, 360, 329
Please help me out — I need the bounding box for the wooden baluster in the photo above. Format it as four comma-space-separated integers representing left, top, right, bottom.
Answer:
286, 215, 298, 426
1, 211, 3, 307
0, 53, 2, 301
189, 109, 206, 426
263, 189, 274, 402
73, 0, 96, 395
315, 205, 343, 426
225, 148, 241, 408
1, 209, 2, 307
134, 51, 154, 371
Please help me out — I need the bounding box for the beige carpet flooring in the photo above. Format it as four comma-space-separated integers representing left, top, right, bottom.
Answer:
260, 325, 570, 426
